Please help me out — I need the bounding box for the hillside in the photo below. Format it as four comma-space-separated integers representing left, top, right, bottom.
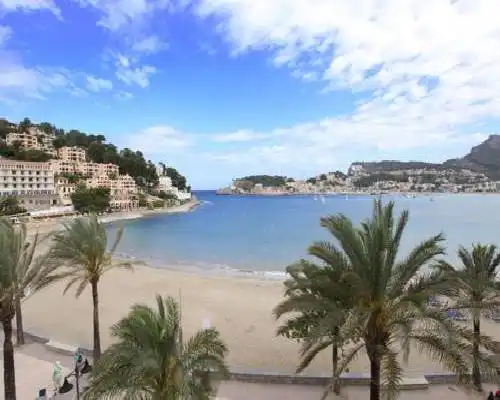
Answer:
443, 134, 500, 178
0, 117, 188, 191
352, 135, 500, 179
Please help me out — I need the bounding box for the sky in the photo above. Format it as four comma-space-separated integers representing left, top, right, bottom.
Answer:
1, 0, 499, 189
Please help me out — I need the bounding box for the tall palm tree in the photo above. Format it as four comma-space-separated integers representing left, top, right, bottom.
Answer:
274, 256, 352, 399
277, 200, 499, 400
437, 244, 500, 392
49, 214, 133, 361
0, 219, 60, 400
84, 294, 229, 399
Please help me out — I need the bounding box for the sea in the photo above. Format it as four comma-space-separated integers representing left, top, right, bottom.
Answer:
107, 191, 500, 279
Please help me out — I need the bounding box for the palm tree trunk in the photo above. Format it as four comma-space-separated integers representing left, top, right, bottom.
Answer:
14, 296, 24, 346
91, 280, 101, 361
332, 329, 340, 395
472, 316, 481, 391
369, 352, 381, 400
3, 317, 17, 400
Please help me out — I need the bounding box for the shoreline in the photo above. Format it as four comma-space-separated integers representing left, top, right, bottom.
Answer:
26, 198, 201, 235
215, 191, 500, 197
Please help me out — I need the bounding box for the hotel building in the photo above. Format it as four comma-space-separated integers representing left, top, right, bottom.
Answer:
85, 174, 139, 210
6, 128, 57, 157
57, 146, 86, 163
0, 159, 58, 210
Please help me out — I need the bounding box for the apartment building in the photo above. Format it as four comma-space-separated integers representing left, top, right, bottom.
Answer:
58, 146, 86, 163
0, 159, 58, 210
86, 174, 139, 210
50, 159, 119, 177
6, 128, 57, 156
55, 177, 77, 206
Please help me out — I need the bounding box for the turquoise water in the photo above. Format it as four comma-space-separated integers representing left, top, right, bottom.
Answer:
107, 191, 500, 277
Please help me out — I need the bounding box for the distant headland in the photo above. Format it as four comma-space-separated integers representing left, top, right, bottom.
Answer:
217, 135, 500, 196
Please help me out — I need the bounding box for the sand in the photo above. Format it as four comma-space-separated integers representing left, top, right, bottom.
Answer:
19, 263, 480, 376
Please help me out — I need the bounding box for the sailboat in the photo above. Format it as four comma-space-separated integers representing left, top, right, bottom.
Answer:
320, 195, 326, 204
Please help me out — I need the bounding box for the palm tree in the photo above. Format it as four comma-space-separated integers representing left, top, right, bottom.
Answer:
437, 244, 500, 392
0, 219, 60, 400
277, 200, 500, 400
83, 294, 229, 399
49, 214, 133, 361
274, 257, 352, 399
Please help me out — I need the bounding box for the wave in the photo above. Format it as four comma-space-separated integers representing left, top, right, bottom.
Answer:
114, 252, 287, 280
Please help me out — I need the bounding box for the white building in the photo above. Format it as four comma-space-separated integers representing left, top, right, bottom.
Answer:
158, 175, 173, 192
0, 159, 58, 210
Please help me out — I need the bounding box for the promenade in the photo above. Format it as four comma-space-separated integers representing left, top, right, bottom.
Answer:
0, 333, 496, 399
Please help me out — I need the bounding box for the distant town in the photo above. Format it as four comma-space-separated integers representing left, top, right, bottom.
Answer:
0, 118, 192, 219
217, 134, 500, 196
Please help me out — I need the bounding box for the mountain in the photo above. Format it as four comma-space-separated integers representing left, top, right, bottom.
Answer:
443, 134, 500, 178
351, 135, 500, 179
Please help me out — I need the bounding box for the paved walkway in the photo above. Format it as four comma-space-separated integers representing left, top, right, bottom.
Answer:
0, 335, 498, 399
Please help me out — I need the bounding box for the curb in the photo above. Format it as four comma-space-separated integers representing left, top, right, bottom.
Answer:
16, 329, 496, 388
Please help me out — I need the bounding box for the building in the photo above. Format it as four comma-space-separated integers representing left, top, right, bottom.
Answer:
86, 174, 139, 210
50, 159, 119, 178
0, 159, 58, 210
58, 146, 86, 163
55, 177, 77, 206
158, 175, 172, 192
6, 128, 57, 156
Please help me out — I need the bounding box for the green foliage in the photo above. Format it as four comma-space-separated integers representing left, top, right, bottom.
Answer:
157, 191, 178, 201
319, 174, 327, 181
59, 172, 86, 184
84, 294, 229, 400
70, 186, 111, 214
152, 200, 165, 208
49, 215, 134, 361
137, 193, 148, 208
274, 200, 500, 400
306, 177, 317, 184
166, 167, 187, 190
0, 197, 25, 216
437, 244, 500, 391
0, 141, 52, 162
237, 175, 288, 187
0, 219, 62, 399
0, 119, 15, 139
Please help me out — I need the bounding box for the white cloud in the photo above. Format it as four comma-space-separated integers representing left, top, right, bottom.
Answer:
0, 0, 61, 17
114, 90, 133, 100
77, 0, 177, 31
131, 35, 168, 54
0, 25, 11, 46
212, 130, 263, 143
86, 75, 113, 92
125, 125, 192, 154
0, 59, 72, 101
190, 0, 500, 175
107, 52, 157, 87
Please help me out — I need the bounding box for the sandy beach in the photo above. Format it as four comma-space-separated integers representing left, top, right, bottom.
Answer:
25, 199, 200, 236
20, 262, 499, 376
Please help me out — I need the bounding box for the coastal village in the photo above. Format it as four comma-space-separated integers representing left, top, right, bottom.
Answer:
0, 118, 192, 219
219, 163, 500, 196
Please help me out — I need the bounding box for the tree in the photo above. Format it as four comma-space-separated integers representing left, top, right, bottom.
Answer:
71, 186, 111, 214
0, 197, 25, 216
279, 200, 499, 400
437, 244, 500, 392
166, 167, 187, 191
274, 259, 351, 398
0, 219, 59, 400
319, 174, 327, 181
18, 117, 31, 133
52, 136, 67, 149
84, 294, 229, 399
49, 215, 133, 361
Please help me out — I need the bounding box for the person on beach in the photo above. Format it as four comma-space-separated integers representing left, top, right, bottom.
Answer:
52, 361, 63, 391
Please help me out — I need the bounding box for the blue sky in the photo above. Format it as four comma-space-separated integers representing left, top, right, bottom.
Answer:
0, 0, 497, 189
